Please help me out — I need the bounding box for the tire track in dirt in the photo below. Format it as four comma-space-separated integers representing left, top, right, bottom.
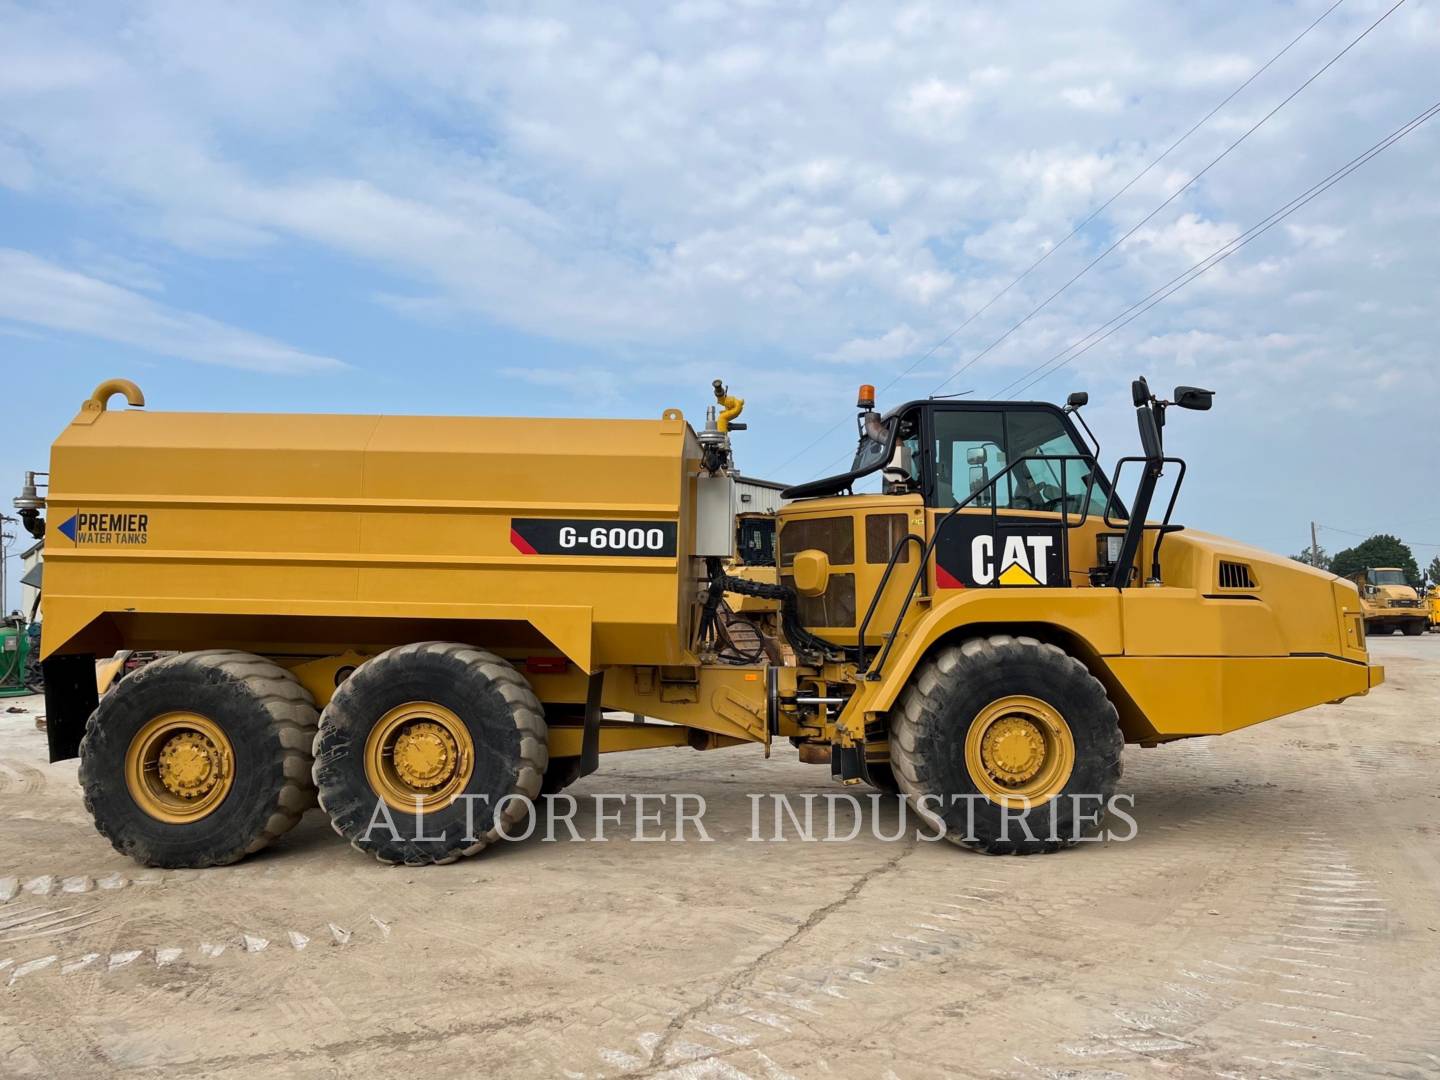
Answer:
586, 751, 1264, 1079
2, 915, 389, 990
0, 759, 45, 797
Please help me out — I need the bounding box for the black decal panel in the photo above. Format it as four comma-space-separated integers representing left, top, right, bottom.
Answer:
510, 519, 677, 557
934, 514, 1066, 588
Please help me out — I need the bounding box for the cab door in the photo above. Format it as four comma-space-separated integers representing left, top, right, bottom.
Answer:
922, 403, 1110, 591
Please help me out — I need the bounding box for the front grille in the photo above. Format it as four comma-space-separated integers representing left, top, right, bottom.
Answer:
1218, 561, 1257, 589
781, 572, 857, 627
1391, 599, 1420, 608
779, 516, 855, 567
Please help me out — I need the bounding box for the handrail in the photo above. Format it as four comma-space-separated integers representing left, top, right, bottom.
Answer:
1103, 455, 1187, 584
856, 533, 929, 659
862, 453, 1098, 679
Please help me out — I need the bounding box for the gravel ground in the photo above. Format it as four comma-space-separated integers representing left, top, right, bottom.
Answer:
1, 635, 1437, 1079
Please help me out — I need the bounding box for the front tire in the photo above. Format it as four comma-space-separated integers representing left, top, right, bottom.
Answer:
889, 635, 1123, 854
79, 650, 318, 868
313, 642, 547, 865
1402, 620, 1425, 636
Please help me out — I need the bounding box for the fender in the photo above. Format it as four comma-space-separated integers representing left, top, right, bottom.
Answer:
854, 587, 1124, 716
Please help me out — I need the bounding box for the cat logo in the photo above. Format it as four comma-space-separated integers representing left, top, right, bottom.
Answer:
971, 534, 1053, 586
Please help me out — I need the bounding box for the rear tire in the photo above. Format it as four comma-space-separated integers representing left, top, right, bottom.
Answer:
889, 635, 1123, 854
313, 642, 547, 865
79, 650, 318, 868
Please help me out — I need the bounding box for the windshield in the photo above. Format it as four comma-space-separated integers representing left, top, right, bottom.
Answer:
850, 414, 892, 472
1369, 569, 1408, 586
782, 413, 898, 500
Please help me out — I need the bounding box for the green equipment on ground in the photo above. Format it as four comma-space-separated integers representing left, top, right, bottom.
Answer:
0, 616, 33, 698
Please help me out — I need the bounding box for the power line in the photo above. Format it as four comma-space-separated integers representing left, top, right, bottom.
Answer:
997, 97, 1440, 398
927, 0, 1407, 398
802, 96, 1440, 483
1317, 524, 1440, 549
768, 0, 1350, 478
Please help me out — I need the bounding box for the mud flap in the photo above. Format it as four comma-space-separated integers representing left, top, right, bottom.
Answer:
41, 653, 97, 763
830, 741, 866, 783
579, 671, 603, 778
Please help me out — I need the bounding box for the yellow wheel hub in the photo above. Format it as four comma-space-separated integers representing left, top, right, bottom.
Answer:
965, 695, 1075, 807
980, 716, 1047, 784
391, 722, 459, 789
365, 702, 474, 813
125, 713, 235, 823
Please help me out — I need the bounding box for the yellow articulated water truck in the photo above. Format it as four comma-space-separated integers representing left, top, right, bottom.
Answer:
17, 376, 1381, 867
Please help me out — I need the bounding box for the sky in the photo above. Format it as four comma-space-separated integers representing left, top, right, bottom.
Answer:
3, 0, 1439, 607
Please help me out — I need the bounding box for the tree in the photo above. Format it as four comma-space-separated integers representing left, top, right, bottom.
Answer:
1427, 555, 1440, 588
1290, 543, 1331, 571
1329, 534, 1420, 586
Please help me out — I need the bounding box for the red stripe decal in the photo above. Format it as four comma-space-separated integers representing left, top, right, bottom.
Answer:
935, 564, 965, 590
509, 528, 537, 555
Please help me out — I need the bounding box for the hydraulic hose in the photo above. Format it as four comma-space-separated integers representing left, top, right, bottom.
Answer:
711, 570, 862, 663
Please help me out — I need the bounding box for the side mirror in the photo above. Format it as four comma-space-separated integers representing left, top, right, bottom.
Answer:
1065, 391, 1089, 410
969, 463, 990, 495
791, 549, 831, 598
966, 446, 987, 465
1174, 386, 1214, 411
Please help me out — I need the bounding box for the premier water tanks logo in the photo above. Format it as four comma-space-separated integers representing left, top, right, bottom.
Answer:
55, 512, 150, 546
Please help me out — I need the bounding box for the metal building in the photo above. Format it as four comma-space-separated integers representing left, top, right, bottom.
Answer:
734, 475, 788, 514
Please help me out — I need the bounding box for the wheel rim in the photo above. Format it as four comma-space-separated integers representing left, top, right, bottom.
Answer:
124, 712, 235, 823
964, 695, 1075, 807
364, 701, 474, 813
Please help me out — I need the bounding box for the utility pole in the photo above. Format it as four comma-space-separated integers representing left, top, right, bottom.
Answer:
1310, 521, 1320, 567
0, 513, 13, 618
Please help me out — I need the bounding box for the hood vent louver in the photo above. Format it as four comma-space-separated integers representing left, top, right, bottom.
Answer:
1218, 560, 1257, 590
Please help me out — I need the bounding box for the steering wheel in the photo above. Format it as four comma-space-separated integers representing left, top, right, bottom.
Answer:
1037, 483, 1068, 512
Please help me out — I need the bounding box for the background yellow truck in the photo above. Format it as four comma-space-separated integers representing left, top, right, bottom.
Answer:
1350, 568, 1428, 636
18, 376, 1380, 868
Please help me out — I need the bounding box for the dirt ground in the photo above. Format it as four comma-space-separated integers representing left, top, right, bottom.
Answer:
2, 636, 1438, 1079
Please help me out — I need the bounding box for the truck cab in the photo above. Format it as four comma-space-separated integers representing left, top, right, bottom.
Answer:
771, 382, 1378, 767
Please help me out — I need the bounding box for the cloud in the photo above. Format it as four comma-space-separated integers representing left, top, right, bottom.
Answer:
896, 77, 974, 126
1123, 212, 1240, 264
499, 365, 625, 405
0, 249, 345, 374
0, 0, 1433, 416
828, 324, 922, 363
1284, 222, 1346, 248
1059, 81, 1123, 112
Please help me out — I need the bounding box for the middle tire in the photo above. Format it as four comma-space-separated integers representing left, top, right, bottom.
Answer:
313, 642, 548, 865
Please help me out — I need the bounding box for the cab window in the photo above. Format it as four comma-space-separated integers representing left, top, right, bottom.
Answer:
930, 407, 1101, 513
